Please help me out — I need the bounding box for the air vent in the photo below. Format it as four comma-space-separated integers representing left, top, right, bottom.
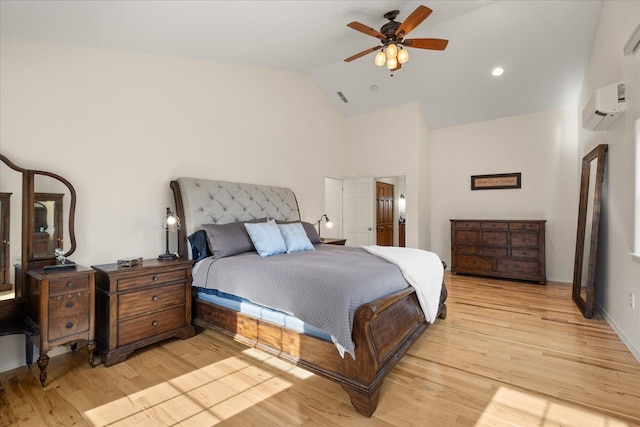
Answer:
337, 91, 349, 103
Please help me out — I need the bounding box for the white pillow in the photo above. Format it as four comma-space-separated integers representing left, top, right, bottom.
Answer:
244, 219, 286, 257
278, 222, 315, 253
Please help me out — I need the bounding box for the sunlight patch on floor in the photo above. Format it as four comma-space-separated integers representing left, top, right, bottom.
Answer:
83, 356, 292, 426
241, 347, 315, 380
476, 386, 631, 427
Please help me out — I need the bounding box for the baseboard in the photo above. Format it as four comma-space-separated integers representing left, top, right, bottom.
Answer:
595, 301, 640, 363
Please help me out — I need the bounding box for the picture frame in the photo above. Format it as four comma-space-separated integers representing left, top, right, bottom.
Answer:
471, 172, 521, 190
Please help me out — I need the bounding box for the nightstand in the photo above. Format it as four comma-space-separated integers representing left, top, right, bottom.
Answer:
321, 238, 347, 245
92, 258, 195, 366
26, 265, 96, 386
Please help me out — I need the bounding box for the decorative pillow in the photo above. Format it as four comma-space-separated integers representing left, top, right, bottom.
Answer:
244, 219, 287, 257
202, 218, 267, 259
275, 220, 321, 244
277, 222, 315, 253
188, 230, 212, 261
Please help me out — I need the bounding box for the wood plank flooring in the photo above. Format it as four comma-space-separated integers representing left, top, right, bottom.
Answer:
1, 272, 639, 426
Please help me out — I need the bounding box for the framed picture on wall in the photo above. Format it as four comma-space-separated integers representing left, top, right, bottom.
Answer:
471, 172, 521, 190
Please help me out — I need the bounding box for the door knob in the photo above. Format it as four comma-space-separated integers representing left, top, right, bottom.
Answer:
368, 227, 373, 231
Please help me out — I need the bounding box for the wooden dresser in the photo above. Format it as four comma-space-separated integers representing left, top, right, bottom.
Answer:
92, 258, 195, 366
27, 265, 96, 386
450, 219, 546, 283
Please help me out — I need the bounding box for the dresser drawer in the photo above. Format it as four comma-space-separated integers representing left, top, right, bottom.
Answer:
48, 293, 90, 341
509, 222, 540, 230
117, 269, 187, 292
457, 255, 493, 272
454, 221, 480, 229
482, 231, 507, 245
511, 232, 539, 247
511, 248, 539, 259
118, 282, 186, 319
455, 230, 480, 244
456, 245, 482, 255
483, 247, 507, 257
118, 306, 186, 346
49, 275, 89, 295
481, 222, 508, 230
496, 259, 539, 274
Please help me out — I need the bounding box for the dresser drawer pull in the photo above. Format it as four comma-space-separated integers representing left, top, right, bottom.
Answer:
152, 295, 159, 302
65, 321, 74, 329
153, 276, 159, 281
67, 282, 73, 288
65, 300, 74, 308
152, 320, 158, 327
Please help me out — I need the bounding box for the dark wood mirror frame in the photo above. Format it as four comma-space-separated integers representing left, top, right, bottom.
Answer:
0, 154, 77, 326
572, 144, 607, 319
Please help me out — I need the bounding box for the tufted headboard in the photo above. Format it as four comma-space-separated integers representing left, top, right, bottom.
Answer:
170, 177, 301, 259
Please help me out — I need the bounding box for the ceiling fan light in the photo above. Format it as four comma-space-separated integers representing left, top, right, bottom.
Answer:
397, 48, 409, 64
374, 50, 386, 66
386, 43, 398, 59
386, 56, 398, 70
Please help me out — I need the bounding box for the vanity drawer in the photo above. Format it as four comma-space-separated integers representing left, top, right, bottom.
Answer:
48, 291, 89, 318
49, 275, 89, 295
48, 292, 90, 342
118, 282, 186, 319
118, 306, 186, 346
117, 269, 187, 292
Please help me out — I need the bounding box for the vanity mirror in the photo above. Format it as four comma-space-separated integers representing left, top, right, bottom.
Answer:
0, 154, 76, 322
572, 144, 607, 319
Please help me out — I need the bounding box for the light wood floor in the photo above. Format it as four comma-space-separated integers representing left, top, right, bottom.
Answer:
1, 272, 639, 426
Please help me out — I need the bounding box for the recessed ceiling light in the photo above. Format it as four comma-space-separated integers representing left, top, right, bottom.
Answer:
492, 67, 504, 77
370, 84, 380, 92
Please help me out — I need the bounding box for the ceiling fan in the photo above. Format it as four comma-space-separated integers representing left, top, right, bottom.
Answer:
344, 5, 448, 72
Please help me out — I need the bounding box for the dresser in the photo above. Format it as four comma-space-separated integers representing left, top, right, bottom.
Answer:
450, 219, 546, 283
92, 258, 195, 366
27, 265, 96, 386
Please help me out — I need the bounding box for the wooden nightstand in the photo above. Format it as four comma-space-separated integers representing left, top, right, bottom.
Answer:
26, 265, 96, 386
92, 258, 195, 366
321, 238, 347, 245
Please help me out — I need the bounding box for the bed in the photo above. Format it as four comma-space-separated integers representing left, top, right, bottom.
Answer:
170, 177, 448, 416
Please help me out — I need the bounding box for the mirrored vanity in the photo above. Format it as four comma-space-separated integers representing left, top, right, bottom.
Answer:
0, 154, 94, 386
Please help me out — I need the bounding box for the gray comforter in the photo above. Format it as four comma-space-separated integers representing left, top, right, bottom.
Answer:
192, 244, 411, 357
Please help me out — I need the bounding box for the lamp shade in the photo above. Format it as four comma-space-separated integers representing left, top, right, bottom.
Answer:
386, 43, 398, 59
397, 48, 409, 64
374, 50, 386, 66
386, 56, 398, 70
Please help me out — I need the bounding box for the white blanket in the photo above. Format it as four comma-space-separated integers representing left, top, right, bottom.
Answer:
362, 245, 444, 323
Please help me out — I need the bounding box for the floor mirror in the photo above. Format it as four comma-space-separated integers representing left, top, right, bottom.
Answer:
572, 144, 607, 318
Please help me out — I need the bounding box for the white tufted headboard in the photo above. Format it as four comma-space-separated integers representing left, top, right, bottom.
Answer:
170, 177, 301, 259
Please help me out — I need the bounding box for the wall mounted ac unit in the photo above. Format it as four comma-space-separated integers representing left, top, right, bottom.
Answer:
582, 82, 626, 131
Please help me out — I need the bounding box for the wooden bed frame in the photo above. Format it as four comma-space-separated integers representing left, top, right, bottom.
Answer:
170, 178, 447, 416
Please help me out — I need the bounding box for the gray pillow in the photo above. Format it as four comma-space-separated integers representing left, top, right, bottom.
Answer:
275, 220, 321, 244
202, 218, 267, 259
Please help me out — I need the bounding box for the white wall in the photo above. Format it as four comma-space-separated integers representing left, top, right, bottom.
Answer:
0, 38, 347, 372
576, 0, 640, 361
344, 103, 430, 249
430, 108, 579, 282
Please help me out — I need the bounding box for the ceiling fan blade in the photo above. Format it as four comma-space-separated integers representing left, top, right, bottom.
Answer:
347, 21, 387, 41
396, 5, 433, 38
403, 38, 449, 50
344, 46, 380, 62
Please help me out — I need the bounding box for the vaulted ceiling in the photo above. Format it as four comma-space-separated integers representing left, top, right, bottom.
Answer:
0, 1, 602, 128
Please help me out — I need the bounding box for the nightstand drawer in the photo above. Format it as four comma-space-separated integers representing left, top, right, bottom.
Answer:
118, 306, 186, 346
118, 282, 186, 319
117, 269, 187, 292
48, 291, 90, 318
49, 275, 89, 295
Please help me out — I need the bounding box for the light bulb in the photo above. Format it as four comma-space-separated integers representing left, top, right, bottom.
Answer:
386, 43, 398, 59
325, 221, 334, 230
386, 57, 398, 70
374, 50, 386, 66
397, 48, 409, 64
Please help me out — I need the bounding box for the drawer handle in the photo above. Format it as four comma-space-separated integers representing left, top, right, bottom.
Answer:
152, 320, 158, 327
66, 282, 73, 288
153, 276, 159, 281
65, 321, 74, 329
152, 295, 159, 302
65, 300, 74, 308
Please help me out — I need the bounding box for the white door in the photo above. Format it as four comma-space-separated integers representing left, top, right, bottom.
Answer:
342, 178, 375, 246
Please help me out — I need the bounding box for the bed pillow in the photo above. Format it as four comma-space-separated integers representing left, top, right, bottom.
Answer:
244, 219, 287, 257
275, 220, 321, 244
277, 222, 315, 253
202, 218, 267, 259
